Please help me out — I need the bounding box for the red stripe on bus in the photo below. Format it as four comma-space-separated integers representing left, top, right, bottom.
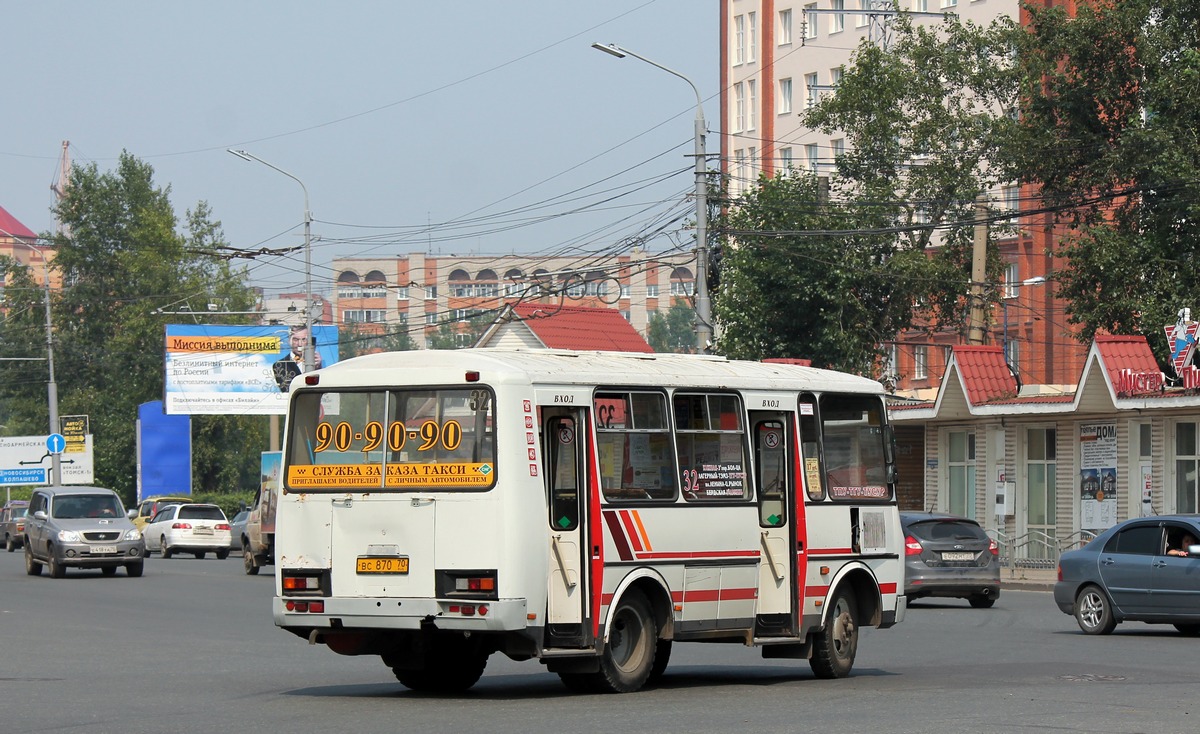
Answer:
587, 424, 605, 640
602, 510, 633, 561
879, 583, 897, 594
806, 585, 830, 597
619, 510, 644, 553
635, 550, 760, 560
683, 587, 758, 602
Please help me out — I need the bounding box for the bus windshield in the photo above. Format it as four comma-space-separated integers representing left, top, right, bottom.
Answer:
285, 387, 496, 491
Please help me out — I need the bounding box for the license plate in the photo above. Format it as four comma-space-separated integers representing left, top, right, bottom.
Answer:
194, 527, 213, 535
357, 557, 409, 574
942, 551, 975, 561
91, 545, 117, 555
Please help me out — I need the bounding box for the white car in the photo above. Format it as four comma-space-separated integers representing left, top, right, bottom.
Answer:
142, 503, 232, 559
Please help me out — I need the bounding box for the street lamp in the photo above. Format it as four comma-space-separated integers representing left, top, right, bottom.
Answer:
0, 233, 60, 486
227, 149, 315, 371
592, 42, 712, 352
1001, 276, 1046, 380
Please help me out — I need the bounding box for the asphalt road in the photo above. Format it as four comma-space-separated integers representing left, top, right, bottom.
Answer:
1, 552, 1195, 734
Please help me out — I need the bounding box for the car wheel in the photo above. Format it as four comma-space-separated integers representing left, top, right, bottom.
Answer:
162, 537, 173, 559
968, 594, 996, 609
48, 546, 66, 578
1074, 584, 1117, 635
810, 586, 858, 679
126, 561, 144, 578
243, 547, 260, 575
101, 566, 118, 577
1174, 623, 1200, 636
5, 534, 13, 552
216, 549, 230, 560
24, 542, 42, 576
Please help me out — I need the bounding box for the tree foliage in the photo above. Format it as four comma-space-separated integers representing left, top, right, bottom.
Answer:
0, 153, 264, 503
801, 14, 1024, 327
1014, 0, 1200, 358
647, 302, 696, 353
714, 172, 930, 373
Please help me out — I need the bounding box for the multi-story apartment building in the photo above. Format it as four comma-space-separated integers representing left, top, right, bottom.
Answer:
332, 249, 696, 348
719, 0, 1088, 397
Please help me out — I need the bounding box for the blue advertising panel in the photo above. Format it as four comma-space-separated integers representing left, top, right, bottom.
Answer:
137, 400, 192, 501
163, 324, 339, 415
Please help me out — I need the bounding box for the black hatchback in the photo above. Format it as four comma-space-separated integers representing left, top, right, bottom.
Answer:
902, 512, 1001, 608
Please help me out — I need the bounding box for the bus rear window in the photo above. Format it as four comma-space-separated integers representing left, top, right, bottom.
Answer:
285, 388, 496, 491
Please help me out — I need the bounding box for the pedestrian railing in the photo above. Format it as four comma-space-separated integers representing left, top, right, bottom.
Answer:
987, 528, 1064, 570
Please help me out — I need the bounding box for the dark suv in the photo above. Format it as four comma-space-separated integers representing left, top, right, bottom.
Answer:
24, 486, 145, 578
902, 512, 1001, 608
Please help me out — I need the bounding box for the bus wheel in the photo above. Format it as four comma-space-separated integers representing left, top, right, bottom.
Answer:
392, 636, 488, 693
809, 586, 858, 679
596, 589, 657, 693
648, 639, 672, 684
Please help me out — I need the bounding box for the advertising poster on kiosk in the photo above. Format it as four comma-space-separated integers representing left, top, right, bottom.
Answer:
1079, 423, 1118, 530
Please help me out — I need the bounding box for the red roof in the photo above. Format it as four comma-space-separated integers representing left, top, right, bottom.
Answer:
952, 345, 1016, 404
0, 205, 37, 240
1093, 334, 1162, 395
510, 304, 653, 353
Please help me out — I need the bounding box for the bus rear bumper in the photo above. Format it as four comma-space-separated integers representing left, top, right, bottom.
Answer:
273, 596, 529, 633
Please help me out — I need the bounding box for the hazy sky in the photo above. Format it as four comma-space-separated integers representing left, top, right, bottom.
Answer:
2, 1, 716, 298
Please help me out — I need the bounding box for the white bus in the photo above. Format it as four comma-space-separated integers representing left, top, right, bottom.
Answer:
274, 349, 905, 693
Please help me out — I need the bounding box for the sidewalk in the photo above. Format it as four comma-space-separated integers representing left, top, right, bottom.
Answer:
1001, 565, 1058, 592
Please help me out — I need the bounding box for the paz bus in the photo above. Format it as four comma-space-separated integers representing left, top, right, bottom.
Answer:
273, 349, 906, 693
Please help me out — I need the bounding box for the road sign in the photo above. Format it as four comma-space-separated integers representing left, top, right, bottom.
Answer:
47, 433, 66, 455
0, 435, 94, 486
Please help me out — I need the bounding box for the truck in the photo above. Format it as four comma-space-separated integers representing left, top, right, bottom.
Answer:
242, 451, 280, 575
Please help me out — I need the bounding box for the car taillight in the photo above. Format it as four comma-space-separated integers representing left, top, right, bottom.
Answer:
172, 522, 192, 530
216, 523, 230, 531
988, 538, 1000, 556
1057, 565, 1063, 582
905, 535, 923, 556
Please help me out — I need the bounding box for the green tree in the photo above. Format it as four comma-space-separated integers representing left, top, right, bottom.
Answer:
0, 152, 263, 502
801, 13, 1025, 329
428, 313, 494, 350
338, 322, 417, 359
714, 171, 930, 373
647, 303, 695, 353
1013, 0, 1200, 359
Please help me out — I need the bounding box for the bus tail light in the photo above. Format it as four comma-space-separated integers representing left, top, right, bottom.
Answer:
283, 576, 320, 591
285, 599, 326, 613
437, 570, 498, 600
904, 535, 923, 556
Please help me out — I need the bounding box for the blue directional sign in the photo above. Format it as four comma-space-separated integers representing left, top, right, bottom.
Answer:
47, 433, 66, 455
0, 468, 47, 484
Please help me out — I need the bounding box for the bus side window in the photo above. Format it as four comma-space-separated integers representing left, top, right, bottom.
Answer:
799, 394, 823, 501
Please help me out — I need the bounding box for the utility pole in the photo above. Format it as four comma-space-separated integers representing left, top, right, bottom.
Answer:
967, 196, 989, 345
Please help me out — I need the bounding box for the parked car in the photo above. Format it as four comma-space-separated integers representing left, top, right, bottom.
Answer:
23, 486, 144, 578
143, 503, 232, 559
131, 495, 193, 530
2, 500, 30, 552
229, 510, 249, 551
901, 512, 1001, 608
1054, 515, 1200, 635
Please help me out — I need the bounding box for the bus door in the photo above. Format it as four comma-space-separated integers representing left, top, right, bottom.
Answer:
541, 406, 594, 649
752, 411, 799, 637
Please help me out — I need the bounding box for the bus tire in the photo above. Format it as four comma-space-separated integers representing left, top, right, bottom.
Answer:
809, 586, 858, 679
392, 636, 488, 693
648, 639, 672, 684
595, 589, 657, 693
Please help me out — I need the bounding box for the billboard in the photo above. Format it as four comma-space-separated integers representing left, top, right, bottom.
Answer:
164, 324, 339, 415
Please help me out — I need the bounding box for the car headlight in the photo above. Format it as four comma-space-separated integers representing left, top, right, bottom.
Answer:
124, 528, 142, 541
57, 530, 81, 542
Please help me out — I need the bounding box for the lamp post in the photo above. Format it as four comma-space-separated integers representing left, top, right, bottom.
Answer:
227, 149, 315, 371
592, 42, 711, 352
0, 234, 60, 486
1001, 276, 1046, 375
